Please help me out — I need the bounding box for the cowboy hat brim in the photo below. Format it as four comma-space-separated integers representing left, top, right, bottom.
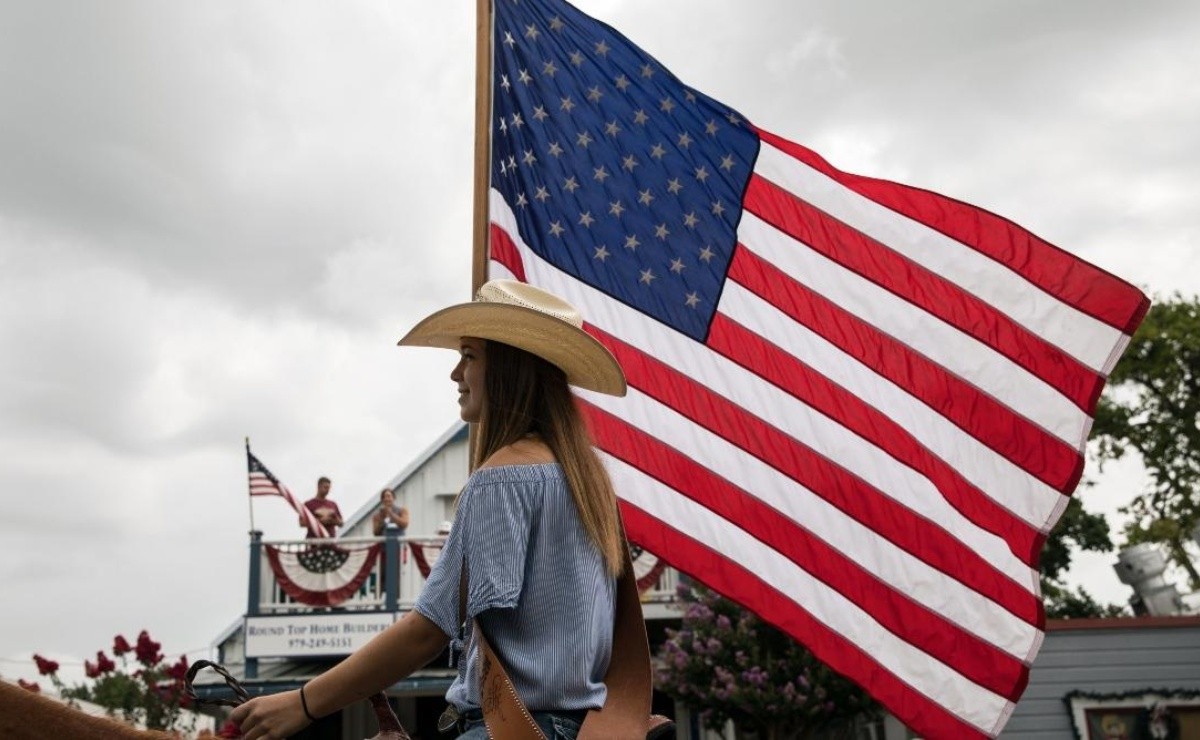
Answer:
397, 301, 627, 397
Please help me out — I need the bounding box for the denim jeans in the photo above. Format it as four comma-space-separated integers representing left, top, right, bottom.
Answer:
456, 709, 583, 739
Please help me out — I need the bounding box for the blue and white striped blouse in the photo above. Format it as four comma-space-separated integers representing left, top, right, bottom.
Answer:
414, 463, 617, 712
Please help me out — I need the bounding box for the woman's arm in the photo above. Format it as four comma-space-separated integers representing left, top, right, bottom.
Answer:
229, 611, 448, 739
372, 510, 385, 536
390, 506, 410, 530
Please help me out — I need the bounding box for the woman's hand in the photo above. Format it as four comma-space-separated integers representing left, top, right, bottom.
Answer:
228, 612, 447, 739
228, 689, 311, 740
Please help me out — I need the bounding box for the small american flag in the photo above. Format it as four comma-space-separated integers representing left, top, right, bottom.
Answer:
247, 447, 330, 539
484, 1, 1149, 737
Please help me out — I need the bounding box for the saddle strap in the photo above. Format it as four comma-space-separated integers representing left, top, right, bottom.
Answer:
477, 627, 548, 740
576, 525, 653, 740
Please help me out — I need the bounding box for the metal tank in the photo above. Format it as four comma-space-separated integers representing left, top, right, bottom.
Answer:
1113, 543, 1184, 616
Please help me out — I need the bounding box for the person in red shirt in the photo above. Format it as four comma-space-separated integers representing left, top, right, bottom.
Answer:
300, 476, 343, 538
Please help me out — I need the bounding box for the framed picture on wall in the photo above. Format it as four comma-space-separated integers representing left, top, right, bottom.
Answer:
1064, 689, 1200, 740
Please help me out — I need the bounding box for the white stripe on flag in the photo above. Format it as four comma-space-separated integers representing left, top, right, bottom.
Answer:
753, 141, 1126, 372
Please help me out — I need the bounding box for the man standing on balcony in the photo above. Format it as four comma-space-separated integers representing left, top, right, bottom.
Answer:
300, 476, 343, 538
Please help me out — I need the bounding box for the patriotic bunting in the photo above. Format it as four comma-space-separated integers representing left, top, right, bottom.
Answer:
629, 545, 668, 594
264, 542, 381, 607
408, 540, 446, 580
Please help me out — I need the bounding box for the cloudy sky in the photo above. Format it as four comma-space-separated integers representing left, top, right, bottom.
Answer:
2, 0, 1198, 684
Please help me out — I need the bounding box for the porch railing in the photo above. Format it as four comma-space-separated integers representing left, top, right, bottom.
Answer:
247, 530, 679, 615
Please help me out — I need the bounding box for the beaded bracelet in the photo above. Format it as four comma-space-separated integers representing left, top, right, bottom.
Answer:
299, 683, 318, 722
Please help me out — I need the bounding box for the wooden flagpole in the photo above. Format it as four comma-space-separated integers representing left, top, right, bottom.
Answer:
468, 0, 493, 470
471, 0, 493, 299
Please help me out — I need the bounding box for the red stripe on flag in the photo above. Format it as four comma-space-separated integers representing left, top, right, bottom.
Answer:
729, 247, 1084, 494
618, 502, 996, 740
586, 325, 1042, 627
490, 224, 527, 282
743, 174, 1105, 411
585, 402, 1032, 700
755, 128, 1151, 335
707, 313, 1045, 564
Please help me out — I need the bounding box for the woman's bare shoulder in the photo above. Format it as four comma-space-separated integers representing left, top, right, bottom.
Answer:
479, 437, 556, 469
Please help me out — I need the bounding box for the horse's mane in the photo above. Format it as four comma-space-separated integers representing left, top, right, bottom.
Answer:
0, 679, 178, 739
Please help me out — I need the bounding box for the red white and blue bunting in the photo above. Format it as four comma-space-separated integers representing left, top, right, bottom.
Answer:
265, 543, 380, 607
408, 540, 445, 579
630, 545, 668, 593
405, 540, 667, 595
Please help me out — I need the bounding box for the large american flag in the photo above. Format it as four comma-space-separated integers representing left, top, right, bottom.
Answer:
247, 447, 331, 539
483, 1, 1148, 737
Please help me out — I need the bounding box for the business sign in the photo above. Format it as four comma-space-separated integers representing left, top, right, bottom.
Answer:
245, 612, 397, 658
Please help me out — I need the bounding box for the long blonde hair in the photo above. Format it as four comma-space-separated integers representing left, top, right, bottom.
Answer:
474, 340, 624, 577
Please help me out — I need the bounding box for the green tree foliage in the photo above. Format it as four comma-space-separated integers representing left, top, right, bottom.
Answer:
655, 584, 878, 740
1041, 498, 1126, 618
1091, 294, 1200, 589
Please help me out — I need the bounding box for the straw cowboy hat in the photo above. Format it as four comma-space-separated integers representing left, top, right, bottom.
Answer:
397, 279, 627, 397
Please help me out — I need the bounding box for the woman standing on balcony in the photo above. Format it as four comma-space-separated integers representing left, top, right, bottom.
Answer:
231, 279, 630, 740
371, 488, 410, 536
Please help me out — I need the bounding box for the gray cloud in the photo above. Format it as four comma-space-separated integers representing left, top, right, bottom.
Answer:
0, 1, 476, 319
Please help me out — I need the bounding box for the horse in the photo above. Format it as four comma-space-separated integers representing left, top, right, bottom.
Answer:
0, 679, 176, 739
0, 673, 411, 739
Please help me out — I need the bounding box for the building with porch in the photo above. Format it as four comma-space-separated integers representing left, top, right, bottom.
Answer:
197, 421, 1200, 739
195, 422, 683, 738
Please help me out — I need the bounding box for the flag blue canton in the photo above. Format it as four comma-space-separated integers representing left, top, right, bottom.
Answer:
491, 0, 759, 341
247, 452, 278, 483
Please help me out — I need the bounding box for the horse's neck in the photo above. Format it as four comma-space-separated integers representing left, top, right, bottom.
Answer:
0, 680, 176, 740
